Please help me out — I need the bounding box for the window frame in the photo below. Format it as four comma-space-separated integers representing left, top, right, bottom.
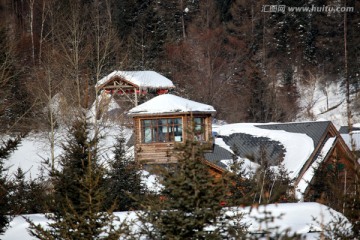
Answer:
140, 117, 183, 144
193, 117, 207, 142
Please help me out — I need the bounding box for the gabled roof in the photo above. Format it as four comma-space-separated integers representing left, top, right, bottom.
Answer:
96, 71, 175, 90
257, 121, 332, 148
339, 125, 360, 151
339, 125, 360, 133
127, 94, 216, 116
207, 122, 315, 179
205, 120, 355, 199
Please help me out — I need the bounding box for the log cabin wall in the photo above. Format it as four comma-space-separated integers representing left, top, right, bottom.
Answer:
133, 113, 213, 164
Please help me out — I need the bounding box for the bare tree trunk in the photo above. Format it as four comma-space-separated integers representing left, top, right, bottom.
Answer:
47, 69, 56, 171
344, 1, 355, 154
38, 0, 48, 64
180, 0, 186, 39
29, 0, 35, 65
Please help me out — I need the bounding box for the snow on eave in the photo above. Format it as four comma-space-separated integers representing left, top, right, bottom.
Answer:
127, 94, 216, 116
295, 137, 336, 201
96, 70, 175, 90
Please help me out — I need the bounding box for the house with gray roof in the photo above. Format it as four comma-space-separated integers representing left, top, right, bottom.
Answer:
205, 121, 356, 200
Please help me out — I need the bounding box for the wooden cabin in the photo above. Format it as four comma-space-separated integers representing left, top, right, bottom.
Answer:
96, 71, 175, 106
205, 121, 358, 201
128, 94, 216, 167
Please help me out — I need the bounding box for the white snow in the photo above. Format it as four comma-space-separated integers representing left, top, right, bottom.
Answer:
341, 132, 360, 151
4, 134, 62, 180
3, 202, 350, 239
298, 80, 359, 128
216, 123, 314, 179
5, 126, 129, 178
87, 92, 121, 123
295, 137, 336, 201
128, 94, 216, 115
96, 71, 175, 90
241, 202, 351, 237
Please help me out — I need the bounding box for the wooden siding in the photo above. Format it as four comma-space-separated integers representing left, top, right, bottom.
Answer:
133, 113, 214, 164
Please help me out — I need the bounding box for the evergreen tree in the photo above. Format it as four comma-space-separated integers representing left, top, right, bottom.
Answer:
105, 132, 144, 211
27, 117, 128, 239
226, 153, 255, 206
0, 136, 21, 235
9, 167, 28, 215
9, 166, 48, 214
137, 138, 247, 239
227, 148, 295, 206
250, 162, 295, 205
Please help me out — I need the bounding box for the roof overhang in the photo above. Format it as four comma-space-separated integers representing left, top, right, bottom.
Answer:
127, 111, 216, 118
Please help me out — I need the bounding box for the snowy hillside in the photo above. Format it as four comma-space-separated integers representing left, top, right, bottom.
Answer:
297, 80, 358, 128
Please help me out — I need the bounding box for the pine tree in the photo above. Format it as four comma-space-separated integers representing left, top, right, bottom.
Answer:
9, 166, 48, 214
25, 167, 49, 214
227, 148, 295, 206
10, 167, 28, 215
137, 138, 246, 239
0, 136, 21, 235
105, 132, 144, 211
226, 152, 255, 206
27, 117, 128, 239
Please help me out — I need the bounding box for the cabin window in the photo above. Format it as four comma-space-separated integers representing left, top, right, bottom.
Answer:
141, 118, 183, 143
193, 117, 206, 141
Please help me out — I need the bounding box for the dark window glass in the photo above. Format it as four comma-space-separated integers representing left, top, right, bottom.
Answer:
194, 117, 206, 141
141, 118, 183, 143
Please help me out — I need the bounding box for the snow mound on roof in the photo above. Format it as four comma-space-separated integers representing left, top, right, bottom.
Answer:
217, 123, 314, 179
128, 94, 216, 115
96, 71, 175, 89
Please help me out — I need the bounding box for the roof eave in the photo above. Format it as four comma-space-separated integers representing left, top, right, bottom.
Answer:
127, 111, 216, 117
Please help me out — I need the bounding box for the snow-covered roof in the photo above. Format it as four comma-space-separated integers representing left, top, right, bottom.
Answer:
213, 123, 315, 179
205, 121, 350, 200
128, 94, 216, 115
296, 137, 336, 200
96, 71, 175, 90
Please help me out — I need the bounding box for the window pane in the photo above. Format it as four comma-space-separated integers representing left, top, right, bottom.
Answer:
193, 117, 205, 141
144, 127, 152, 143
174, 118, 182, 125
141, 118, 183, 143
194, 117, 202, 131
152, 127, 158, 142
174, 125, 182, 142
143, 120, 151, 127
160, 119, 167, 125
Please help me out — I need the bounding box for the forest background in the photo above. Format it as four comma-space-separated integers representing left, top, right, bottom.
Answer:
0, 0, 360, 131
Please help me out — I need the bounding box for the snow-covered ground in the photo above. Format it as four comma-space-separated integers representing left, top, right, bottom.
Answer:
298, 80, 358, 128
4, 125, 131, 180
3, 202, 350, 239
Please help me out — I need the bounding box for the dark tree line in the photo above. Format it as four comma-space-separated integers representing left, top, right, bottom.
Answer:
0, 0, 359, 131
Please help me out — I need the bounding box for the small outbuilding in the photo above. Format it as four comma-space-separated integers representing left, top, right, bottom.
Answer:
128, 94, 217, 167
96, 71, 175, 106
